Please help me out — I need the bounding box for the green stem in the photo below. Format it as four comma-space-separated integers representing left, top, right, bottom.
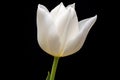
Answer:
50, 57, 60, 80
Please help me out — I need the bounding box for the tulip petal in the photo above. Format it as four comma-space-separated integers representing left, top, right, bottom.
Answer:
55, 8, 72, 38
62, 15, 97, 57
43, 8, 71, 57
37, 4, 54, 54
59, 7, 79, 56
43, 7, 70, 57
53, 7, 71, 37
64, 7, 79, 42
50, 2, 66, 20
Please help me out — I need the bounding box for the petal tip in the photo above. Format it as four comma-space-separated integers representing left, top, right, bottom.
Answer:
60, 2, 65, 7
37, 4, 49, 13
90, 15, 97, 22
37, 4, 44, 12
93, 15, 97, 20
71, 3, 75, 8
60, 2, 63, 5
67, 3, 75, 9
38, 4, 43, 9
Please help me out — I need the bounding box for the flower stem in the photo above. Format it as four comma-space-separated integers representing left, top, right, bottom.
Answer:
50, 57, 60, 80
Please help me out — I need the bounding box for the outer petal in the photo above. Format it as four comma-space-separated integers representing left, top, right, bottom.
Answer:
55, 7, 79, 57
62, 15, 97, 57
64, 7, 79, 42
50, 2, 66, 20
46, 7, 72, 57
37, 4, 53, 54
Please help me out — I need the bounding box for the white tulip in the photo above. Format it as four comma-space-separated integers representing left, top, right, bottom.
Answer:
37, 2, 97, 57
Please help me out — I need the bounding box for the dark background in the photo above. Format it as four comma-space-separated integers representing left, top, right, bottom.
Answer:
22, 0, 117, 80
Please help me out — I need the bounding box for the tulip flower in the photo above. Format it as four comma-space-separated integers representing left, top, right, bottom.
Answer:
37, 2, 97, 80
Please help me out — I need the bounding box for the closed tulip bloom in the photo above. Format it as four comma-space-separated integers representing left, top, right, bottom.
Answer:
37, 2, 97, 57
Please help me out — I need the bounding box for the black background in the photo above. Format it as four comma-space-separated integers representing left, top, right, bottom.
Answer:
22, 0, 117, 80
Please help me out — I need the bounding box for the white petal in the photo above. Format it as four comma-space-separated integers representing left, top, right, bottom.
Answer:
42, 8, 71, 57
62, 15, 97, 57
50, 2, 66, 20
43, 8, 70, 57
64, 7, 79, 42
37, 5, 54, 54
54, 7, 71, 36
53, 7, 79, 57
54, 8, 73, 40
